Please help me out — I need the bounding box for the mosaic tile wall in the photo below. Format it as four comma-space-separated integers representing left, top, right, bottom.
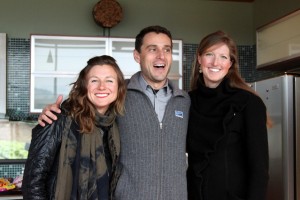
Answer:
3, 38, 280, 178
6, 38, 39, 121
0, 163, 24, 178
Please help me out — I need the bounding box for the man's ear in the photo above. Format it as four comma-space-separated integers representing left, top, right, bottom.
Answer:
133, 50, 140, 64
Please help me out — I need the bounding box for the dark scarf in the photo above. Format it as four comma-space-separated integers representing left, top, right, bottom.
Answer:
55, 111, 118, 200
188, 77, 237, 158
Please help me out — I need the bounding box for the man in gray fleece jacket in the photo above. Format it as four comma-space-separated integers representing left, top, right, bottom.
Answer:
114, 26, 190, 200
38, 25, 190, 200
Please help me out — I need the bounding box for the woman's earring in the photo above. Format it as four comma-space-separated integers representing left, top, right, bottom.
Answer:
199, 67, 202, 73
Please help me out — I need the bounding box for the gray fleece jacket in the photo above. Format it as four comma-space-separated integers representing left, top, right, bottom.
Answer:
115, 72, 191, 200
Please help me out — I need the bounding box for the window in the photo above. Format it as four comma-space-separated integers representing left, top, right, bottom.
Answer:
30, 35, 182, 113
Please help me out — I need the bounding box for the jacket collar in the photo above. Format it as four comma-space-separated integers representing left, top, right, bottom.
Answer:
127, 71, 188, 98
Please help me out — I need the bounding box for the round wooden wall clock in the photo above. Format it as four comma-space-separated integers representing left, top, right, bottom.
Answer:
92, 0, 123, 28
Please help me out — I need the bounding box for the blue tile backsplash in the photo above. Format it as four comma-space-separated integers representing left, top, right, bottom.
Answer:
0, 164, 24, 178
7, 38, 39, 121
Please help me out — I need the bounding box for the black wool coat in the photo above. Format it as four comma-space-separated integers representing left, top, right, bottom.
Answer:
22, 109, 121, 200
186, 79, 269, 200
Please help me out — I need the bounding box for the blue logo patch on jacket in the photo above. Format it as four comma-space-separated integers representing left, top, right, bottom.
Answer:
175, 110, 183, 118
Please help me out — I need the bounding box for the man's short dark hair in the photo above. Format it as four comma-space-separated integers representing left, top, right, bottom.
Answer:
135, 25, 173, 53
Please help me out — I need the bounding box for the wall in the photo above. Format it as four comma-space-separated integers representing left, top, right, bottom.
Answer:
0, 0, 253, 44
1, 0, 299, 44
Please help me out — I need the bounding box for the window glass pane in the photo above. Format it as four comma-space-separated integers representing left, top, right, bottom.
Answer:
169, 60, 180, 76
169, 41, 182, 77
168, 77, 182, 89
34, 76, 76, 110
30, 36, 183, 112
34, 37, 106, 73
111, 40, 140, 76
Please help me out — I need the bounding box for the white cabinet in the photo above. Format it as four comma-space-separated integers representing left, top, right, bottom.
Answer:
256, 9, 300, 70
30, 35, 183, 113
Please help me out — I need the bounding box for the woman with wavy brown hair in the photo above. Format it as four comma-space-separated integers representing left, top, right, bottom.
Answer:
23, 55, 126, 200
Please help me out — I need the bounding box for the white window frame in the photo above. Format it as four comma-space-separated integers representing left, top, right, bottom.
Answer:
30, 35, 182, 113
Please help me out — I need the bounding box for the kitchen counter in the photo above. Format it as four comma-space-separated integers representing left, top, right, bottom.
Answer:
0, 195, 22, 199
0, 188, 22, 199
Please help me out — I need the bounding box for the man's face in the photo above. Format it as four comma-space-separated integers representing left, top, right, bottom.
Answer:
133, 32, 172, 89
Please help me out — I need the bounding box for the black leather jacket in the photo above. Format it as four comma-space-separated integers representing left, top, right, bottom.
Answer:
22, 113, 67, 199
22, 111, 121, 200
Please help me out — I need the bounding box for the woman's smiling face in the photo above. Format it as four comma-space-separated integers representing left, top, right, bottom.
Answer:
86, 64, 118, 114
198, 43, 232, 88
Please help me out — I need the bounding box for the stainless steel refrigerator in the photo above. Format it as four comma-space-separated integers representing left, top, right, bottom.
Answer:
252, 74, 300, 200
